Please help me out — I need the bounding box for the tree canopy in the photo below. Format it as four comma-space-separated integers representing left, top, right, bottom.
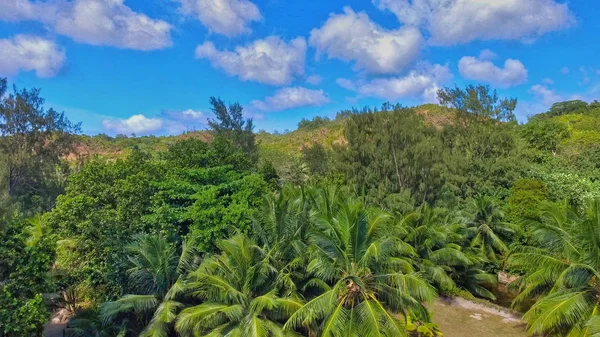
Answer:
0, 77, 80, 210
2, 79, 600, 337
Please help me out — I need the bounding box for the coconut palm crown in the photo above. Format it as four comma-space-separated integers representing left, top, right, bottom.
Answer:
508, 199, 600, 336
285, 193, 437, 337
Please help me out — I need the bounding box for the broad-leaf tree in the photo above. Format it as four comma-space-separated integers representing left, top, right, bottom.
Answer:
0, 216, 55, 337
0, 78, 80, 210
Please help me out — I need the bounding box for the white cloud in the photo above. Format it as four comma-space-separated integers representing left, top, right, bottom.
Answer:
54, 0, 172, 50
337, 63, 452, 102
580, 66, 591, 85
521, 82, 600, 120
159, 109, 211, 133
336, 78, 355, 91
309, 7, 423, 74
305, 75, 323, 85
478, 49, 497, 61
561, 67, 570, 75
0, 35, 65, 78
0, 0, 49, 22
251, 87, 330, 112
182, 109, 203, 120
530, 84, 562, 106
542, 78, 554, 85
176, 0, 261, 37
181, 109, 204, 119
102, 114, 164, 135
0, 0, 172, 50
195, 36, 306, 85
458, 52, 528, 88
162, 109, 206, 122
515, 101, 549, 121
374, 0, 574, 45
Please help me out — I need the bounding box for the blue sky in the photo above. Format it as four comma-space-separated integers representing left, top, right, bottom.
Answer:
0, 0, 598, 135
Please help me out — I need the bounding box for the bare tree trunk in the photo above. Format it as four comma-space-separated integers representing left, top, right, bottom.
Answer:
7, 166, 13, 197
391, 145, 402, 191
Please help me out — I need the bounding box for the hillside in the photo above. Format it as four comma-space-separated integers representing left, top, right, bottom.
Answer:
553, 107, 600, 156
73, 104, 457, 162
69, 101, 600, 184
522, 100, 600, 162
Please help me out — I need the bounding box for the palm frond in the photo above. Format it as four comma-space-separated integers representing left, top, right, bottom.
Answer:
139, 300, 183, 337
524, 290, 595, 336
100, 294, 158, 324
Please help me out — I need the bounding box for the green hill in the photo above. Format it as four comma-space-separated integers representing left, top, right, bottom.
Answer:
72, 100, 600, 178
522, 100, 600, 161
73, 103, 457, 162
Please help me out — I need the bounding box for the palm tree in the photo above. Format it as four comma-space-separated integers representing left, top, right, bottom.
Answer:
100, 234, 199, 336
466, 195, 516, 262
252, 185, 319, 295
65, 309, 131, 337
507, 199, 600, 336
285, 194, 437, 337
175, 234, 303, 336
399, 204, 497, 299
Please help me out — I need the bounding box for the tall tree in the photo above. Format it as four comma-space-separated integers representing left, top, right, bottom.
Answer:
545, 100, 590, 117
0, 78, 80, 210
208, 97, 258, 165
252, 185, 314, 294
48, 139, 267, 302
335, 105, 445, 203
521, 118, 570, 155
437, 85, 521, 198
437, 85, 517, 122
301, 142, 329, 176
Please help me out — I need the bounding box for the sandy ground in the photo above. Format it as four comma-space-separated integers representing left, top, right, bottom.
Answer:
432, 297, 528, 337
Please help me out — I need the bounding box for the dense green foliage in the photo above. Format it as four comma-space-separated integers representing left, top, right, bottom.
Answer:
297, 116, 331, 130
0, 218, 54, 336
508, 200, 600, 336
208, 96, 258, 165
0, 78, 77, 336
46, 138, 266, 303
301, 142, 329, 176
3, 78, 600, 336
0, 78, 80, 211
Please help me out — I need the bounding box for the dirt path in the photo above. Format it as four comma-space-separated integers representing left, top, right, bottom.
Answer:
43, 321, 66, 337
43, 308, 70, 337
431, 297, 528, 337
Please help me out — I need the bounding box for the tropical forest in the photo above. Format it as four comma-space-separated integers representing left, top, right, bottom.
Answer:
3, 73, 600, 337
